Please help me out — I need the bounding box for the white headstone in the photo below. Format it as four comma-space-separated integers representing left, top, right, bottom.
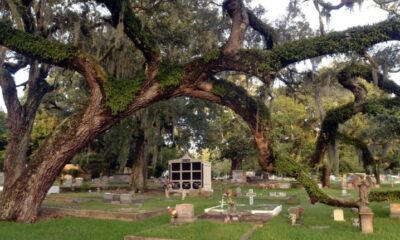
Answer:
62, 176, 73, 187
246, 189, 257, 206
47, 186, 60, 195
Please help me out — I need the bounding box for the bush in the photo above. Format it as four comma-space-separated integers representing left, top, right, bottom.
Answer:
369, 190, 400, 202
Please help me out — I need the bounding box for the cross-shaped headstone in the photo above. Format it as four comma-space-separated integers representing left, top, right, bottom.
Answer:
220, 196, 225, 209
246, 189, 257, 206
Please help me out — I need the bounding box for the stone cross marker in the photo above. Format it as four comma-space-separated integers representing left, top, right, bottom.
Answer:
246, 189, 257, 206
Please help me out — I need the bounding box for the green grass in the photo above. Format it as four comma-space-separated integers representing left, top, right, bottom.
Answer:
2, 182, 400, 239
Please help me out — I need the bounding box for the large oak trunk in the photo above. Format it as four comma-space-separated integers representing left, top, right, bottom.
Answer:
131, 130, 148, 192
0, 106, 111, 222
230, 157, 243, 174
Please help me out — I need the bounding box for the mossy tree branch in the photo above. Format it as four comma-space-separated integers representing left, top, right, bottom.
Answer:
246, 9, 276, 49
213, 20, 400, 81
183, 77, 275, 171
336, 132, 374, 167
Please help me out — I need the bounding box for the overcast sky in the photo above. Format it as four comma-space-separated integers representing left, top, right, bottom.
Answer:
252, 0, 388, 30
0, 1, 393, 111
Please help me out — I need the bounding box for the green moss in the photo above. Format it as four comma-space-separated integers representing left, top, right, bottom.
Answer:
275, 157, 329, 202
0, 22, 77, 63
203, 48, 220, 63
240, 20, 400, 77
157, 63, 184, 89
104, 71, 145, 115
210, 79, 270, 121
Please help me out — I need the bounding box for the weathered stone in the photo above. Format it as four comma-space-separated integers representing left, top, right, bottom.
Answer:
280, 183, 291, 189
62, 176, 73, 187
390, 203, 400, 218
103, 193, 113, 203
75, 177, 83, 187
47, 186, 60, 195
333, 208, 345, 222
269, 192, 287, 197
112, 193, 120, 201
120, 193, 132, 204
175, 204, 196, 224
359, 206, 374, 234
232, 170, 246, 183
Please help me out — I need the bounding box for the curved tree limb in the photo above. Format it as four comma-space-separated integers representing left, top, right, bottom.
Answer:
222, 0, 249, 55
246, 9, 276, 49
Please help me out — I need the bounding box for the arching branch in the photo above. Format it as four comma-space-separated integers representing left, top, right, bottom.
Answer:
222, 0, 249, 55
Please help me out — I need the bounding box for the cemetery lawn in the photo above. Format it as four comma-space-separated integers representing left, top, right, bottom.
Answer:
1, 183, 400, 240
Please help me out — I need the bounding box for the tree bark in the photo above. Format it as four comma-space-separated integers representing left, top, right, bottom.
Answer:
328, 139, 340, 176
230, 157, 243, 174
117, 135, 133, 173
131, 130, 148, 193
321, 163, 331, 188
0, 106, 112, 222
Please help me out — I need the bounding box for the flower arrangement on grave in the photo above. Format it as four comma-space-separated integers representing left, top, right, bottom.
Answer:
223, 189, 236, 213
167, 206, 177, 219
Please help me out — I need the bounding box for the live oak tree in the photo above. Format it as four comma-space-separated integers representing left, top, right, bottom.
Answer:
1, 0, 400, 222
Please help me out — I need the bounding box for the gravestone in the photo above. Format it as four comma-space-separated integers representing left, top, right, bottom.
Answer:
288, 207, 304, 225
246, 189, 257, 206
0, 172, 4, 186
279, 183, 291, 189
109, 174, 130, 184
62, 175, 73, 187
47, 186, 60, 195
75, 177, 83, 187
333, 208, 345, 221
390, 203, 400, 218
269, 192, 287, 198
112, 193, 120, 203
92, 178, 101, 184
175, 204, 196, 224
235, 187, 242, 197
231, 170, 246, 183
103, 193, 113, 203
120, 193, 132, 204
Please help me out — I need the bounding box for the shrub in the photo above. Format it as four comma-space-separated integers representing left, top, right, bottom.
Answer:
369, 190, 400, 202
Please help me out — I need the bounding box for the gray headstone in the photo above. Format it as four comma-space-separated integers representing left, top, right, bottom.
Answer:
235, 187, 242, 197
103, 193, 113, 203
75, 177, 83, 187
120, 193, 132, 204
